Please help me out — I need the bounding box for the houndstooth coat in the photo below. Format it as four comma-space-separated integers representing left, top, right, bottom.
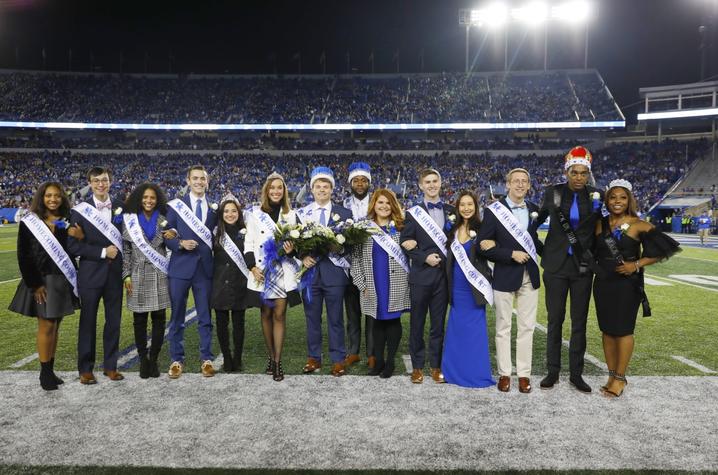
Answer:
122, 215, 171, 313
350, 229, 410, 319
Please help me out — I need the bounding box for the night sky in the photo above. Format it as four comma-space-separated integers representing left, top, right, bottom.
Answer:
0, 0, 716, 121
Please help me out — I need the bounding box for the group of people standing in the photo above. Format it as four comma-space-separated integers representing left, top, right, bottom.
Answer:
10, 146, 679, 398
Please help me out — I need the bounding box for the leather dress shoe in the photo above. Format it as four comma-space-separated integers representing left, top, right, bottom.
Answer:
79, 372, 97, 385
540, 373, 559, 389
518, 377, 532, 393
367, 356, 377, 369
430, 368, 445, 384
344, 354, 360, 366
102, 370, 124, 381
411, 368, 423, 384
330, 362, 346, 377
497, 375, 511, 392
201, 360, 216, 378
570, 375, 592, 393
168, 361, 183, 379
302, 357, 322, 374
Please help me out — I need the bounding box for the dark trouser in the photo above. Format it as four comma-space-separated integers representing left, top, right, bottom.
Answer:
133, 310, 166, 359
344, 284, 374, 357
543, 267, 593, 377
303, 282, 347, 363
216, 309, 245, 362
409, 279, 448, 370
373, 317, 402, 367
77, 282, 123, 374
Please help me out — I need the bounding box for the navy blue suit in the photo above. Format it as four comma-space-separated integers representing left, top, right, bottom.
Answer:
164, 194, 218, 363
400, 202, 455, 370
298, 203, 353, 364
478, 199, 543, 292
68, 197, 124, 374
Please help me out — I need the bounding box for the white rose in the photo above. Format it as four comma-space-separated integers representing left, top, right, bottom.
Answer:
210, 203, 219, 211
620, 223, 630, 232
448, 214, 456, 223
159, 219, 168, 228
591, 192, 601, 201
530, 211, 539, 220
469, 230, 477, 239
239, 228, 247, 235
289, 229, 301, 239
336, 234, 346, 244
332, 213, 340, 222
345, 218, 354, 225
114, 207, 123, 216
302, 231, 314, 238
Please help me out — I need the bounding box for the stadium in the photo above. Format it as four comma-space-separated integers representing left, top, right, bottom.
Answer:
0, 1, 716, 474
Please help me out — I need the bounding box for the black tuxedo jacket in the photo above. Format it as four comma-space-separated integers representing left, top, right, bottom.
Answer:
400, 201, 456, 286
531, 183, 604, 274
478, 198, 542, 292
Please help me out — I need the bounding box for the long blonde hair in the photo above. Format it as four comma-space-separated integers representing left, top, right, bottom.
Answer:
260, 172, 291, 214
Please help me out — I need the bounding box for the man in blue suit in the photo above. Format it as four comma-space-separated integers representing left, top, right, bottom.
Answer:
297, 166, 353, 377
478, 168, 543, 394
164, 165, 218, 379
400, 168, 455, 384
68, 167, 125, 384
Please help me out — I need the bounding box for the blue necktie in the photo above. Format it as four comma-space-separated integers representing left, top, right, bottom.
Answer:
319, 207, 327, 226
427, 202, 443, 210
195, 199, 203, 223
568, 193, 579, 255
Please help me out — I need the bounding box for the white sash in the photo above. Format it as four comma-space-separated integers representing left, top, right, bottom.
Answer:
167, 198, 213, 249
73, 202, 123, 254
22, 213, 78, 297
487, 201, 539, 266
251, 206, 278, 235
407, 205, 447, 256
450, 238, 493, 306
370, 224, 409, 274
220, 233, 250, 279
123, 214, 169, 275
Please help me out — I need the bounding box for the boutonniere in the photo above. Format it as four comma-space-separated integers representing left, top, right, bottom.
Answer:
448, 214, 456, 224
469, 230, 477, 240
210, 203, 218, 211
388, 220, 397, 236
591, 192, 601, 212
530, 211, 539, 220
112, 207, 123, 224
239, 228, 247, 236
113, 207, 123, 216
52, 218, 70, 230
619, 223, 630, 234
159, 218, 168, 228
332, 213, 340, 222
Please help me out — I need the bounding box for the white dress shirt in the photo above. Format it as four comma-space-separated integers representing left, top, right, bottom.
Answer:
189, 194, 209, 223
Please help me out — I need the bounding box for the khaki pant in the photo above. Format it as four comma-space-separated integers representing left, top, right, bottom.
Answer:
494, 270, 538, 378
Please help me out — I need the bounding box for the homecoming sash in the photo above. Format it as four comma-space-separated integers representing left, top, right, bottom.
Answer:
407, 205, 447, 256
220, 233, 250, 279
252, 206, 278, 235
73, 202, 123, 254
370, 224, 410, 274
123, 214, 169, 275
296, 204, 350, 271
450, 238, 493, 306
167, 198, 213, 250
22, 213, 78, 297
486, 201, 539, 267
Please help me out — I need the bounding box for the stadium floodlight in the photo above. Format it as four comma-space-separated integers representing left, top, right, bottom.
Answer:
512, 1, 548, 27
551, 1, 591, 23
472, 2, 509, 28
637, 108, 718, 121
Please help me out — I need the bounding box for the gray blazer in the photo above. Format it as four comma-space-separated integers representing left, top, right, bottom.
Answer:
122, 215, 171, 313
350, 230, 410, 319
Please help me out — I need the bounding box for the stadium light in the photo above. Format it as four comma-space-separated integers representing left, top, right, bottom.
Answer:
551, 1, 592, 22
512, 2, 549, 26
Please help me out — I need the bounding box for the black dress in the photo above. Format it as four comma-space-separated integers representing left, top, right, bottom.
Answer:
9, 220, 80, 319
593, 226, 680, 336
211, 224, 249, 311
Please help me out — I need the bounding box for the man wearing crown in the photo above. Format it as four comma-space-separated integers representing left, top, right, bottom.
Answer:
532, 147, 604, 393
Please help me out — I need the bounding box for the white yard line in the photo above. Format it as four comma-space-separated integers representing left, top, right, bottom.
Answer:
534, 322, 608, 371
0, 278, 20, 285
644, 277, 672, 286
674, 255, 718, 263
671, 355, 717, 374
9, 352, 39, 368
645, 273, 718, 292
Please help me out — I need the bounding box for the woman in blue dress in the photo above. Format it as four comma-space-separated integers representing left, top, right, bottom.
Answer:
441, 190, 496, 388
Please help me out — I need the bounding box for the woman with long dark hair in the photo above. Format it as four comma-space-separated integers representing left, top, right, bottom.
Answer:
122, 182, 171, 378
441, 190, 496, 388
9, 182, 82, 390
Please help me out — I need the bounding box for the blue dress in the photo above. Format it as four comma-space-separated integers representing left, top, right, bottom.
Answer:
372, 237, 403, 320
442, 240, 495, 388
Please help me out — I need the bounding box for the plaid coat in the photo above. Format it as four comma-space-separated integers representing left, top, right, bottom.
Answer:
122, 215, 171, 313
350, 231, 410, 319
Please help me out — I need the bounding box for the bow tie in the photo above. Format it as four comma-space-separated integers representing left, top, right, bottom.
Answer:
97, 202, 112, 211
427, 202, 443, 210
510, 203, 527, 210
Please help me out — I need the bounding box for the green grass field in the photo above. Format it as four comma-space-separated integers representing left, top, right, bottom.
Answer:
1, 223, 716, 377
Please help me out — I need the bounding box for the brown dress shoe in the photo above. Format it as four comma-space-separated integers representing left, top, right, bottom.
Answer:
330, 362, 346, 377
102, 370, 124, 381
168, 361, 183, 379
430, 368, 446, 384
367, 356, 377, 369
344, 354, 360, 366
201, 360, 216, 378
497, 375, 511, 392
518, 377, 532, 393
79, 372, 97, 385
302, 358, 322, 374
411, 368, 424, 384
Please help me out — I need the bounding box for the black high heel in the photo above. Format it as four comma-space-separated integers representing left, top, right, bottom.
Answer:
39, 361, 58, 391
273, 360, 284, 382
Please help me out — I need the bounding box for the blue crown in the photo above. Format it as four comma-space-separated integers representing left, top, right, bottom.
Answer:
310, 166, 335, 188
348, 162, 372, 183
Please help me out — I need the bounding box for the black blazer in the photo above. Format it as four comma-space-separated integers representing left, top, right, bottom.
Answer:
211, 227, 248, 311
445, 238, 493, 306
17, 221, 75, 290
531, 183, 604, 273
400, 202, 456, 286
478, 198, 542, 292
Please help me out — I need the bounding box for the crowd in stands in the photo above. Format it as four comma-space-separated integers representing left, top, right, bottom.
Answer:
1, 139, 709, 213
0, 70, 622, 124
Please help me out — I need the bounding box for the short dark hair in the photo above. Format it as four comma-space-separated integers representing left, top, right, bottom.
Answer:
30, 182, 71, 219
187, 164, 208, 178
123, 183, 168, 215
87, 167, 112, 182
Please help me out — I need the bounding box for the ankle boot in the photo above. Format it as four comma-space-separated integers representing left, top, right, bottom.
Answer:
380, 360, 395, 379
49, 358, 64, 385
232, 353, 242, 373
149, 353, 160, 378
222, 353, 235, 373
39, 361, 58, 391
139, 355, 151, 379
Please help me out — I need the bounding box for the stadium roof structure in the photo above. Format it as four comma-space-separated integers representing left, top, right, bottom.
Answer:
637, 81, 718, 132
